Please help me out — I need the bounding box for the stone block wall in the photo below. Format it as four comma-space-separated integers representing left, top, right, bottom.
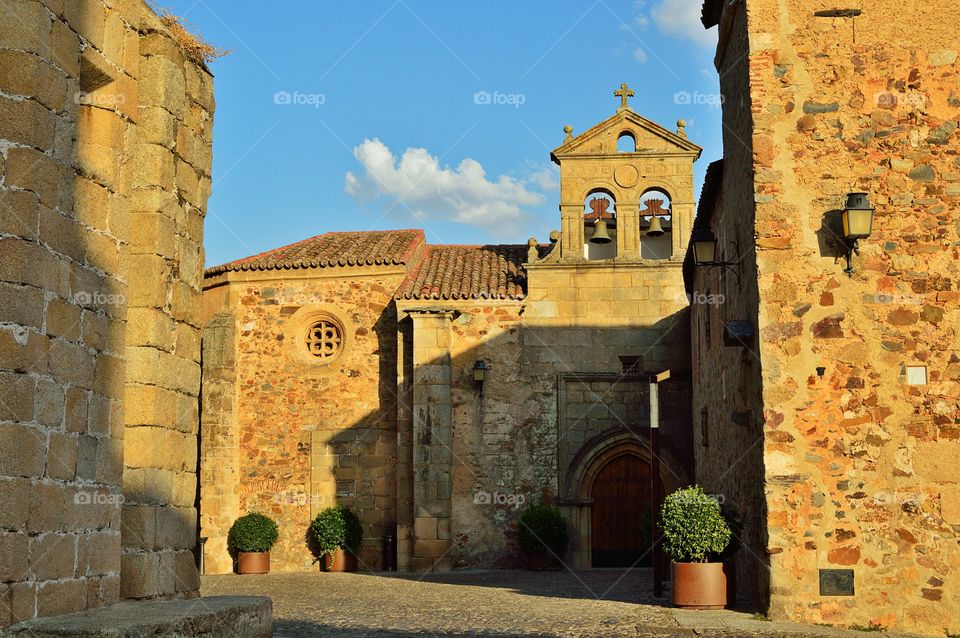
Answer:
120, 7, 212, 602
689, 1, 769, 610
525, 261, 694, 450
698, 0, 960, 633
398, 290, 694, 570
0, 0, 213, 627
197, 311, 239, 575
408, 310, 455, 572
200, 269, 406, 573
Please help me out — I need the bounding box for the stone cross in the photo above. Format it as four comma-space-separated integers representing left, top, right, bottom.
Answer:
614, 82, 634, 110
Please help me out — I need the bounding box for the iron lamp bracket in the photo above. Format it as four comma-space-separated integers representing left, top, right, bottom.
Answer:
701, 241, 742, 286
842, 238, 861, 277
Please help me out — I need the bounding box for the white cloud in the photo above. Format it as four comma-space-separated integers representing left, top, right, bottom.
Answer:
344, 138, 546, 233
633, 47, 648, 64
649, 0, 717, 48
525, 163, 560, 192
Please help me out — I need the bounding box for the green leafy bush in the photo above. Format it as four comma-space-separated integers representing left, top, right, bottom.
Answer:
310, 505, 363, 556
659, 486, 730, 563
517, 503, 568, 558
227, 512, 279, 553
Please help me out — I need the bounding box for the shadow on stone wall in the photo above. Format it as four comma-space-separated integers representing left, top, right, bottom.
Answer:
200, 301, 700, 577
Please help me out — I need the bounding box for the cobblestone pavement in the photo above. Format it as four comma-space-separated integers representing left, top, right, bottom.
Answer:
201, 569, 920, 637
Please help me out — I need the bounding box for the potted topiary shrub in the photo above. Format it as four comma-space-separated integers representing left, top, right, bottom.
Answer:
517, 503, 568, 570
659, 485, 731, 609
310, 504, 363, 572
228, 512, 279, 574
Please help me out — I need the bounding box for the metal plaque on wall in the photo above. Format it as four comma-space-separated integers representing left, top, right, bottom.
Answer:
819, 569, 855, 596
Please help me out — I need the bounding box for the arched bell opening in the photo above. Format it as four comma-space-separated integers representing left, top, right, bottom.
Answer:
640, 188, 673, 259
616, 131, 637, 153
583, 188, 618, 260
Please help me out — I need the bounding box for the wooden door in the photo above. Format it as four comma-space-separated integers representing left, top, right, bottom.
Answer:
591, 454, 654, 567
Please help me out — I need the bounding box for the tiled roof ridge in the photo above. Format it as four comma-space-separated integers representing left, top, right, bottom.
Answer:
205, 229, 425, 275
396, 243, 529, 301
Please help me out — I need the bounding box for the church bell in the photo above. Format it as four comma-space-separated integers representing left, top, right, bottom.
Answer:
646, 215, 666, 237
590, 219, 612, 244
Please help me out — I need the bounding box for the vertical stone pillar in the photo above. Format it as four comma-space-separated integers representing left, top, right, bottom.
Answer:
559, 204, 585, 260
198, 313, 239, 575
618, 195, 641, 258
121, 10, 214, 600
395, 319, 414, 571
408, 310, 454, 572
670, 201, 694, 259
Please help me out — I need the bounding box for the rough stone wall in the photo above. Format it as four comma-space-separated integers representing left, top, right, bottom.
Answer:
0, 0, 213, 627
445, 303, 533, 569
690, 1, 769, 610
200, 270, 405, 573
397, 260, 695, 570
0, 0, 130, 624
203, 261, 697, 575
557, 376, 646, 478
700, 0, 960, 633
120, 7, 213, 602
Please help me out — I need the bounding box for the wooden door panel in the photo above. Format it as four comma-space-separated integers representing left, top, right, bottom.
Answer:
591, 454, 653, 567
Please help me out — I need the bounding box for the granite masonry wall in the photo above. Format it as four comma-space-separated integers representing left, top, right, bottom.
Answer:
396, 260, 696, 571
120, 6, 213, 602
200, 268, 407, 573
202, 263, 697, 574
695, 0, 960, 633
689, 1, 769, 611
0, 0, 213, 627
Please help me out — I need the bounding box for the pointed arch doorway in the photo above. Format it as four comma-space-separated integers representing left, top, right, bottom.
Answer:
590, 453, 655, 567
562, 430, 685, 569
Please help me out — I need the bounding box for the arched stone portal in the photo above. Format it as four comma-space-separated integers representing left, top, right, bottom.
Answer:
561, 430, 688, 569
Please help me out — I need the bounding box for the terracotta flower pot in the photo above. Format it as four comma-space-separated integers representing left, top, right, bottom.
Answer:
671, 561, 727, 609
324, 548, 357, 572
237, 551, 270, 574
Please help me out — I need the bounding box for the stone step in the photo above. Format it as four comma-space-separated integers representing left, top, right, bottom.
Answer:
3, 596, 271, 637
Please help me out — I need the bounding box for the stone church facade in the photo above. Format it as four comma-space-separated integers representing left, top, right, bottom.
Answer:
199, 100, 702, 574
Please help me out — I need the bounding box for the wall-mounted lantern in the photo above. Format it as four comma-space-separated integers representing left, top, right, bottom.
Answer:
840, 192, 874, 276
691, 226, 741, 285
472, 360, 489, 383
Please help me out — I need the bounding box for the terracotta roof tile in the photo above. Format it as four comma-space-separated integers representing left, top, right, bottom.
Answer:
205, 230, 424, 275
396, 244, 528, 301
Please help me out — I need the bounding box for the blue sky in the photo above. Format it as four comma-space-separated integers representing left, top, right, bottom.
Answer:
158, 0, 722, 267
